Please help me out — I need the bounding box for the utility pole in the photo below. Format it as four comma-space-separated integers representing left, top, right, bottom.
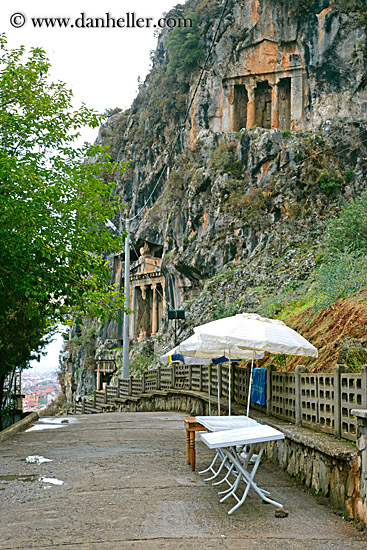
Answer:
122, 219, 130, 379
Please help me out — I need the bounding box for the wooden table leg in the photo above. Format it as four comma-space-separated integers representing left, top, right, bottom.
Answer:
189, 430, 196, 471
186, 428, 190, 465
183, 417, 205, 471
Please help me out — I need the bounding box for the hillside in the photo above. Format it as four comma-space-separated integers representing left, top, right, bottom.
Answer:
60, 0, 367, 400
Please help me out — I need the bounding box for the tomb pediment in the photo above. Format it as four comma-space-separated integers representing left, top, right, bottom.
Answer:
131, 255, 162, 276
236, 39, 301, 76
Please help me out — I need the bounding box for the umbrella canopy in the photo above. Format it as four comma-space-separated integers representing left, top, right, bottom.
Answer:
178, 333, 264, 360
193, 312, 318, 416
160, 347, 211, 366
177, 333, 264, 416
194, 313, 318, 358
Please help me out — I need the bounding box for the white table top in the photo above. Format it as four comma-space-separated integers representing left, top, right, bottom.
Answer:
195, 415, 259, 431
200, 425, 285, 449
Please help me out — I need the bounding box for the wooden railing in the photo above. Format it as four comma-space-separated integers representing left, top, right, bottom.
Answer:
75, 363, 367, 443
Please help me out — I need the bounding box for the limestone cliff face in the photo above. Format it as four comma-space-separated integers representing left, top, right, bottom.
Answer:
61, 0, 367, 398
188, 0, 367, 137
105, 0, 367, 307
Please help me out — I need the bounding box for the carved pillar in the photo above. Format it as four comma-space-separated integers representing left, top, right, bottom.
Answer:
151, 283, 157, 335
141, 284, 147, 301
221, 84, 233, 132
290, 71, 303, 130
130, 281, 136, 340
246, 85, 256, 129
161, 280, 166, 312
271, 83, 279, 129
227, 84, 235, 132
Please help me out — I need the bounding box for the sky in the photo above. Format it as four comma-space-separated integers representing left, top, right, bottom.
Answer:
0, 0, 180, 371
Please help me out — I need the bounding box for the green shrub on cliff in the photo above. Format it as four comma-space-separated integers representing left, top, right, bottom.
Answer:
313, 192, 367, 308
167, 11, 203, 86
322, 192, 367, 255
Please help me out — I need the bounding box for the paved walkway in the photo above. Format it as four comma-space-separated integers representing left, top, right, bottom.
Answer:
0, 412, 366, 550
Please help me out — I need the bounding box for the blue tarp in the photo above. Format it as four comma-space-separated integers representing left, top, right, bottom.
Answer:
212, 356, 241, 365
251, 368, 266, 406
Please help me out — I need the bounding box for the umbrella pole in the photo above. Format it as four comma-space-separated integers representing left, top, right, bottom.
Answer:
217, 364, 221, 416
228, 352, 231, 416
247, 351, 255, 417
208, 364, 211, 416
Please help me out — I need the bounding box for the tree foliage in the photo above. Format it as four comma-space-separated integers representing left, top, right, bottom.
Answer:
167, 11, 203, 85
0, 35, 127, 416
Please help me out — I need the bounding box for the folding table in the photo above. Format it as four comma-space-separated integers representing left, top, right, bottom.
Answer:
200, 424, 285, 514
195, 415, 260, 483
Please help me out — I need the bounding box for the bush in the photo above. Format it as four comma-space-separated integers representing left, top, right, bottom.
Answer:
322, 192, 367, 255
313, 250, 367, 310
317, 168, 342, 196
313, 193, 367, 308
167, 11, 203, 85
211, 300, 241, 321
210, 144, 243, 177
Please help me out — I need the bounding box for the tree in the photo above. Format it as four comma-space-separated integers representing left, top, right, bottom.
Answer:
0, 35, 127, 426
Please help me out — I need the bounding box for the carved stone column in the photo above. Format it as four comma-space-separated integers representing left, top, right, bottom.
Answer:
290, 70, 303, 130
151, 283, 157, 335
227, 84, 235, 132
141, 284, 147, 301
130, 281, 136, 340
246, 85, 256, 128
271, 83, 279, 129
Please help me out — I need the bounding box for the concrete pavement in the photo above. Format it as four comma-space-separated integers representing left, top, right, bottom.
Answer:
0, 412, 366, 549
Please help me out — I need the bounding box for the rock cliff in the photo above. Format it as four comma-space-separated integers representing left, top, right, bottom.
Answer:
60, 0, 367, 399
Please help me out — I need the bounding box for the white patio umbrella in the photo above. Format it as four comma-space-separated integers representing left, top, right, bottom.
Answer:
194, 313, 318, 416
177, 333, 264, 415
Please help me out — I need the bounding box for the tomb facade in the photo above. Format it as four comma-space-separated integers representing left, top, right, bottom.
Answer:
217, 39, 305, 133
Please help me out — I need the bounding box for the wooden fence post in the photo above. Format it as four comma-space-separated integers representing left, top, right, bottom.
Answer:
218, 364, 222, 398
171, 364, 176, 389
188, 365, 192, 390
334, 364, 346, 438
93, 391, 96, 409
117, 379, 121, 398
230, 363, 235, 405
81, 398, 85, 414
362, 366, 367, 409
142, 372, 146, 394
295, 365, 308, 426
199, 366, 203, 392
128, 377, 132, 397
104, 387, 108, 404
266, 364, 276, 416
